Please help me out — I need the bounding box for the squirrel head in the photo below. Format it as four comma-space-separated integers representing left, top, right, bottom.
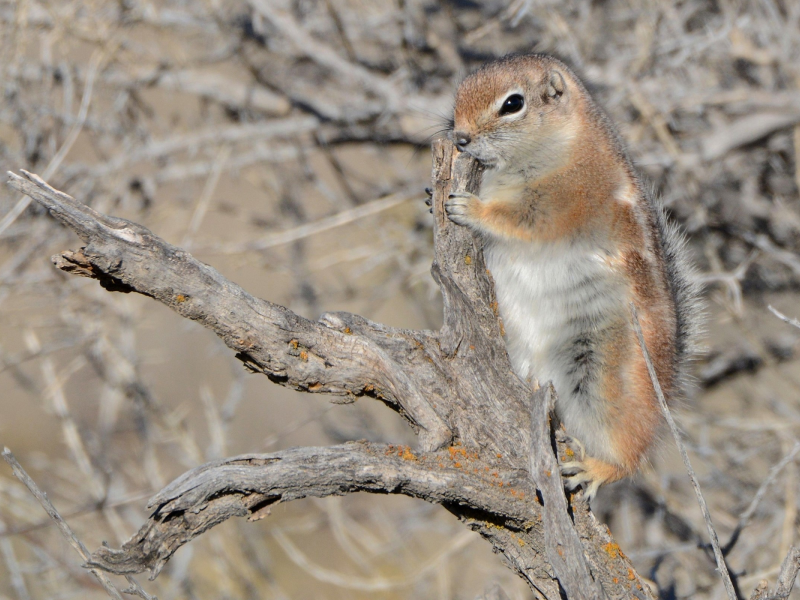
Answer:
451, 55, 583, 177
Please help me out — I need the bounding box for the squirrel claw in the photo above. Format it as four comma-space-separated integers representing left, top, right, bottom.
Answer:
425, 187, 433, 197
561, 465, 601, 502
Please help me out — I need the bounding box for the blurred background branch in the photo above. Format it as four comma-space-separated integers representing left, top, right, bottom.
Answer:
1, 0, 800, 598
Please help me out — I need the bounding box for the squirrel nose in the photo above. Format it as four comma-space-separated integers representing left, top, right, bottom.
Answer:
453, 132, 472, 151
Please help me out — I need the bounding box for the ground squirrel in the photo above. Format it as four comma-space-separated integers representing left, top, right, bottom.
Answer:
439, 54, 702, 499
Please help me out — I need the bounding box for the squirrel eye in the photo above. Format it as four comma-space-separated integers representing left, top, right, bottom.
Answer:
499, 94, 524, 116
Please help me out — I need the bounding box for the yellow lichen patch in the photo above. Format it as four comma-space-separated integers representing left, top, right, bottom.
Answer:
299, 350, 308, 361
490, 301, 499, 316
289, 339, 299, 349
175, 294, 187, 303
564, 447, 575, 458
603, 542, 621, 559
464, 255, 472, 265
448, 446, 467, 460
344, 327, 352, 334
401, 447, 417, 461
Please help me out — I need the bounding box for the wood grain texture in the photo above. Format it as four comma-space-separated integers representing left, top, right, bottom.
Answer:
5, 140, 657, 599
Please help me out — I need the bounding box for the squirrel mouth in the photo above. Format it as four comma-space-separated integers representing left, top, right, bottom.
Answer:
456, 144, 497, 168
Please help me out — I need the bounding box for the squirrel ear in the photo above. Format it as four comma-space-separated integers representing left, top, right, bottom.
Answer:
547, 71, 565, 99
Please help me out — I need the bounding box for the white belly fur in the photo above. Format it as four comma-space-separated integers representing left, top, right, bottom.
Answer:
485, 238, 629, 460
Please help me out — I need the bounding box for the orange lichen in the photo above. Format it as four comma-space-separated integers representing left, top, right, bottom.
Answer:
448, 446, 467, 460
175, 294, 187, 303
454, 462, 462, 468
627, 568, 635, 580
344, 326, 352, 334
299, 350, 308, 361
496, 453, 502, 458
401, 447, 417, 461
464, 255, 472, 265
308, 382, 322, 391
612, 577, 619, 584
604, 542, 621, 559
289, 339, 299, 349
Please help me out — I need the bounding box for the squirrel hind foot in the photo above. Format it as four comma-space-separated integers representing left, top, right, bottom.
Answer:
559, 455, 629, 502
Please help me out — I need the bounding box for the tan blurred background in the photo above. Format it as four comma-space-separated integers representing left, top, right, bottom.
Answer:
1, 0, 800, 598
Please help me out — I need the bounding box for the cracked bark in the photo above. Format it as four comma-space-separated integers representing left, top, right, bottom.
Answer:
6, 140, 656, 599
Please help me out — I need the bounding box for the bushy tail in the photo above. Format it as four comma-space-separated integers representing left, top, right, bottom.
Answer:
650, 194, 705, 392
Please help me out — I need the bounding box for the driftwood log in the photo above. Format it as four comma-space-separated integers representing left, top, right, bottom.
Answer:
7, 140, 658, 599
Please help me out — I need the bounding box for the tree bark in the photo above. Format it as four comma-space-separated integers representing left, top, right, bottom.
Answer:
6, 140, 658, 599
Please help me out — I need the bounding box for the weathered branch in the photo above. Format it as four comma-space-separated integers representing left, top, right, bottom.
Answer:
5, 169, 452, 451
86, 442, 534, 579
6, 141, 658, 599
530, 386, 603, 599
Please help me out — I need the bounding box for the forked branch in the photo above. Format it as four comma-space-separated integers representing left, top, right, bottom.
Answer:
6, 141, 658, 599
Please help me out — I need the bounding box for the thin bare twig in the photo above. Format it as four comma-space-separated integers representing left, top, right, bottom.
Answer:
0, 48, 103, 237
630, 304, 737, 600
769, 305, 800, 330
1, 447, 127, 600
723, 441, 800, 555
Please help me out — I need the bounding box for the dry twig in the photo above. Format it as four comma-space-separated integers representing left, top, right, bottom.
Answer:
631, 305, 737, 600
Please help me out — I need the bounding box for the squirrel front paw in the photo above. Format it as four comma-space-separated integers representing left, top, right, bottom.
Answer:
445, 191, 481, 227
